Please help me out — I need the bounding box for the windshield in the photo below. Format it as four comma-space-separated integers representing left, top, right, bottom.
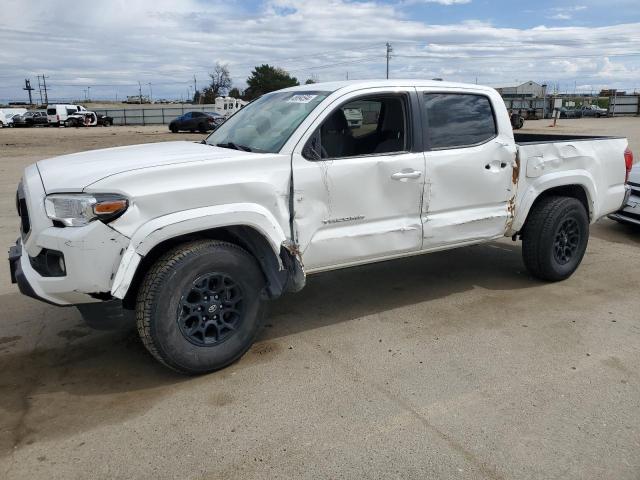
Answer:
205, 91, 329, 153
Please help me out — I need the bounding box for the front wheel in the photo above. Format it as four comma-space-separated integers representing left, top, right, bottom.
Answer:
521, 196, 589, 281
136, 240, 266, 374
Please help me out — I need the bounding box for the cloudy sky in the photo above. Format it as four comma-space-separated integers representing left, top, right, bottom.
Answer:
1, 0, 639, 103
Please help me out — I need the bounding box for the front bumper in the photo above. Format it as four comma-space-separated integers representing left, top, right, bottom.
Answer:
608, 184, 640, 225
8, 240, 57, 305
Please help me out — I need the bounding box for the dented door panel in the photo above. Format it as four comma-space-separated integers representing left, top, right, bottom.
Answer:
290, 87, 425, 272
293, 152, 425, 271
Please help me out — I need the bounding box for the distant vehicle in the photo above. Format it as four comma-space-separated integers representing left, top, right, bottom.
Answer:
510, 111, 524, 129
558, 107, 581, 119
12, 111, 49, 127
343, 107, 364, 128
169, 111, 223, 133
0, 108, 27, 127
47, 104, 87, 126
125, 95, 151, 104
211, 96, 248, 117
609, 153, 639, 226
64, 111, 113, 127
579, 105, 608, 118
205, 111, 226, 126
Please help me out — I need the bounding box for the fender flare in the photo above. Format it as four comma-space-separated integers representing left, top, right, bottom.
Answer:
111, 203, 288, 299
511, 171, 597, 233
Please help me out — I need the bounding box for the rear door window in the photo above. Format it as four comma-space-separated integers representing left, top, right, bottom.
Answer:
423, 93, 496, 149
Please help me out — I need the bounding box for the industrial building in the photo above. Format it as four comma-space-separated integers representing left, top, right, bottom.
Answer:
494, 81, 547, 99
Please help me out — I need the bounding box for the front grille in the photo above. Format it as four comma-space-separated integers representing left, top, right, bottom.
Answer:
16, 183, 30, 236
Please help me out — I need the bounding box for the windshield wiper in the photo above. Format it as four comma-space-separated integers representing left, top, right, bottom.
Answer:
215, 142, 252, 152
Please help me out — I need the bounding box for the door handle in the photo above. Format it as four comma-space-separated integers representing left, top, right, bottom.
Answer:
391, 170, 422, 181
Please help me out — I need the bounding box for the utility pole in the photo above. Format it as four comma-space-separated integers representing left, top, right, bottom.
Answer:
193, 75, 197, 103
147, 83, 153, 102
41, 74, 49, 104
87, 86, 91, 102
385, 42, 393, 79
138, 81, 143, 104
23, 79, 34, 104
36, 75, 44, 105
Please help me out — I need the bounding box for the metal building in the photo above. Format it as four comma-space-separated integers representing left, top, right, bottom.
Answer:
494, 81, 547, 99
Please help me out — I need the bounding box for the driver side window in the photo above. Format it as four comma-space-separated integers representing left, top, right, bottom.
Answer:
303, 95, 408, 161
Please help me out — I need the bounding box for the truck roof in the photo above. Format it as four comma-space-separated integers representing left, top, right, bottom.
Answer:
279, 79, 496, 94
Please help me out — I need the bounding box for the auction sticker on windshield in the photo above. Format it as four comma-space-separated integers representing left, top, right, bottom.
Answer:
287, 94, 318, 104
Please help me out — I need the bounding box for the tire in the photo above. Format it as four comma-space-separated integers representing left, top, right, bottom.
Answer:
198, 123, 207, 133
169, 125, 178, 133
136, 240, 266, 374
521, 196, 589, 281
518, 118, 524, 129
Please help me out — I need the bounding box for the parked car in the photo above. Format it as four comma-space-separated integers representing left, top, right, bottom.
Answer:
47, 104, 87, 126
64, 111, 113, 127
204, 111, 226, 127
510, 111, 524, 129
579, 105, 608, 118
558, 107, 581, 118
343, 107, 364, 128
0, 108, 27, 127
169, 111, 223, 133
9, 79, 632, 374
12, 111, 49, 127
609, 154, 639, 226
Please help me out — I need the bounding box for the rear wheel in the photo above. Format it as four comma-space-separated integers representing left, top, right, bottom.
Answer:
198, 123, 207, 133
136, 240, 266, 374
521, 196, 589, 281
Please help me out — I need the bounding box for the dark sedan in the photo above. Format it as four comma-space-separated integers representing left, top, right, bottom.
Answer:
169, 111, 224, 133
12, 111, 49, 127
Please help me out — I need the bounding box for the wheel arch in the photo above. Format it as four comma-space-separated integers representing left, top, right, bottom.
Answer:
118, 224, 301, 310
112, 204, 305, 308
514, 182, 593, 235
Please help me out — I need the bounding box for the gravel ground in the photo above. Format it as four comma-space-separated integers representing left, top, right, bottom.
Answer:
0, 118, 639, 479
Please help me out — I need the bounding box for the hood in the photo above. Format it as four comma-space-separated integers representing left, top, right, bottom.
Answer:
36, 141, 251, 192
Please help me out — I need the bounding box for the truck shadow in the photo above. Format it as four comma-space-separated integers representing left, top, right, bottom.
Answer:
263, 241, 534, 342
0, 241, 533, 454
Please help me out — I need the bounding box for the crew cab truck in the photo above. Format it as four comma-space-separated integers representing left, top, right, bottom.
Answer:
8, 80, 633, 374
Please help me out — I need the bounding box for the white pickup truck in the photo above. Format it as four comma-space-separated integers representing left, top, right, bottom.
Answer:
9, 80, 633, 374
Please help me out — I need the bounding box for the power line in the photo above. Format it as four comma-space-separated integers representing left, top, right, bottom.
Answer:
393, 52, 640, 60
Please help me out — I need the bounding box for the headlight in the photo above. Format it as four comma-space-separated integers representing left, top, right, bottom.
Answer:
44, 194, 129, 227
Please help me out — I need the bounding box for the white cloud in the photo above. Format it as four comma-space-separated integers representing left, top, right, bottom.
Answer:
403, 0, 471, 4
0, 0, 638, 102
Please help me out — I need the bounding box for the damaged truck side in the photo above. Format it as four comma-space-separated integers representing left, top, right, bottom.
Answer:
9, 80, 633, 374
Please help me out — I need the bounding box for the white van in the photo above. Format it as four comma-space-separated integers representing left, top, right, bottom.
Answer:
46, 104, 86, 126
0, 108, 27, 127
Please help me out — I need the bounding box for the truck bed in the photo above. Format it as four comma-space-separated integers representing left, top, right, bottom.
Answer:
514, 133, 622, 145
511, 132, 629, 232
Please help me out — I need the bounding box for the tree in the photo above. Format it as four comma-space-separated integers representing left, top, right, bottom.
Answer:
304, 78, 316, 84
228, 87, 242, 98
244, 64, 299, 100
201, 62, 232, 103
